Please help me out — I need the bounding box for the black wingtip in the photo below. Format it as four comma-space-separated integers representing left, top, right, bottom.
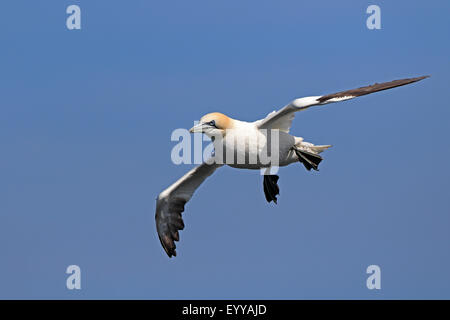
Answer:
317, 75, 430, 103
158, 234, 178, 258
411, 75, 430, 82
166, 248, 176, 258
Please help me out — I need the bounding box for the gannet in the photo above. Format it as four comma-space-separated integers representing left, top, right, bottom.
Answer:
155, 76, 428, 257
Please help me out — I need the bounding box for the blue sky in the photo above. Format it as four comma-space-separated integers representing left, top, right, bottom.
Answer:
1, 0, 449, 299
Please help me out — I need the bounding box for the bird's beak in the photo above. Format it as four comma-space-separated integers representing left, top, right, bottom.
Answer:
189, 123, 205, 133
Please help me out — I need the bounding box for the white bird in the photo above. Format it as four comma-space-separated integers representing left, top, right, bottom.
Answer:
155, 76, 428, 257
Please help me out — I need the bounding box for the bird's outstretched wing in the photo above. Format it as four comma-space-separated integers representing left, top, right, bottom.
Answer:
257, 76, 429, 132
155, 162, 223, 257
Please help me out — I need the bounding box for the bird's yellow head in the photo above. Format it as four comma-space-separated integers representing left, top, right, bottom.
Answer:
189, 112, 233, 137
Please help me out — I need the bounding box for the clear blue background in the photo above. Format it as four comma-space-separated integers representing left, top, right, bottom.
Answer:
1, 0, 449, 299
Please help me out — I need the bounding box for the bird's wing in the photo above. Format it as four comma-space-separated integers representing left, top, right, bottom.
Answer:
257, 76, 429, 132
155, 162, 223, 257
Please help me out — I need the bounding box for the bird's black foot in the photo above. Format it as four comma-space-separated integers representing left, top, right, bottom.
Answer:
263, 174, 280, 204
294, 148, 323, 171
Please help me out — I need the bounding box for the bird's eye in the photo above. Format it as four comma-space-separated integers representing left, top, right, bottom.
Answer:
209, 120, 216, 127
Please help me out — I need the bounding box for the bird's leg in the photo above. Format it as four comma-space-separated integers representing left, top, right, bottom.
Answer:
292, 146, 323, 171
263, 174, 280, 204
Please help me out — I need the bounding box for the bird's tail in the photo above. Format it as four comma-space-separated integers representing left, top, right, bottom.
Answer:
309, 144, 332, 154
293, 138, 332, 171
294, 137, 332, 154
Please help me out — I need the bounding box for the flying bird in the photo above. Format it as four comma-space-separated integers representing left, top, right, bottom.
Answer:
155, 76, 428, 257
